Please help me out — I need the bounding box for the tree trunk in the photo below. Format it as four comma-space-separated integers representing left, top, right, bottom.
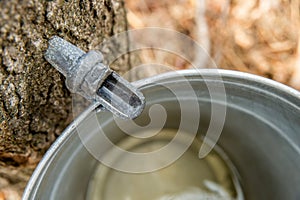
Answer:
0, 0, 128, 198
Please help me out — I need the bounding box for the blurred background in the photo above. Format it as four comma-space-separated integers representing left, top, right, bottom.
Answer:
125, 0, 300, 90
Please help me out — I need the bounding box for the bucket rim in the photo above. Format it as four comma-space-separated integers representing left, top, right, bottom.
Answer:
22, 69, 300, 199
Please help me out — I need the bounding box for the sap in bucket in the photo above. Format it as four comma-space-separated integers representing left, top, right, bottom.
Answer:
23, 70, 300, 200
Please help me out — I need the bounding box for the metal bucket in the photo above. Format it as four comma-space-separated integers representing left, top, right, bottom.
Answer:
23, 69, 300, 200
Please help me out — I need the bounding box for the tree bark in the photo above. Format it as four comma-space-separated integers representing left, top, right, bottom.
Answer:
0, 0, 128, 198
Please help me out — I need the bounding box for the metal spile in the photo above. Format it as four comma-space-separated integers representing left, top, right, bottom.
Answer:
44, 36, 145, 119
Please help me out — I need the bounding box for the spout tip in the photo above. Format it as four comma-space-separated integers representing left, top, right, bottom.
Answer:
127, 92, 146, 119
97, 72, 146, 120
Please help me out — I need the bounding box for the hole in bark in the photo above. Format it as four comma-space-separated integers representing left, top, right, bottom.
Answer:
93, 10, 97, 18
79, 0, 84, 10
104, 0, 112, 12
0, 157, 21, 167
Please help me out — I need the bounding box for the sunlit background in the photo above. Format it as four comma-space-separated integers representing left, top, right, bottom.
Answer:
125, 0, 300, 90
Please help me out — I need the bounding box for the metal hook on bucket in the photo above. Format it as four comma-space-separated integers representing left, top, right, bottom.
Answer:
44, 36, 145, 119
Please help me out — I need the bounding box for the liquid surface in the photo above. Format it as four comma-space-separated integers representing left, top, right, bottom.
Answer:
87, 129, 243, 200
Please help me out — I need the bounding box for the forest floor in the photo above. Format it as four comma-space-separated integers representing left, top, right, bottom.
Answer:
125, 0, 300, 90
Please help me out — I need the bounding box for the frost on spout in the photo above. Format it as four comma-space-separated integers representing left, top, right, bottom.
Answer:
45, 36, 145, 120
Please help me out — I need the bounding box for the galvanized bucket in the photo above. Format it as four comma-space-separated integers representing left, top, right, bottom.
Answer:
23, 69, 300, 200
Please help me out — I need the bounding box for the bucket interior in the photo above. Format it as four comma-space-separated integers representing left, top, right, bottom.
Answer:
27, 72, 300, 200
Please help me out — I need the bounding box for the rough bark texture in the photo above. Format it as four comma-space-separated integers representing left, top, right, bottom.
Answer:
0, 0, 128, 197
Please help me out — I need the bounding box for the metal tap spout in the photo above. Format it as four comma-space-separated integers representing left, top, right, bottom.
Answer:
45, 36, 145, 119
